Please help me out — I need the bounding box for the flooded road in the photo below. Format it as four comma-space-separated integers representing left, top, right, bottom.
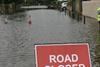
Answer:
0, 9, 99, 67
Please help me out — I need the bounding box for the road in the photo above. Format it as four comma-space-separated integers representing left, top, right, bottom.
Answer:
21, 5, 48, 9
0, 9, 99, 67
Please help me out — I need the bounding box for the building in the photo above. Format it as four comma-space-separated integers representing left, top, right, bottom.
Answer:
82, 0, 100, 18
66, 0, 100, 20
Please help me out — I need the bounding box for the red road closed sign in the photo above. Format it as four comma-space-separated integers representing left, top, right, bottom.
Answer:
35, 43, 91, 67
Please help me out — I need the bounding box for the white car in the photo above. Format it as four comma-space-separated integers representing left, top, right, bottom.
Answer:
61, 2, 67, 8
61, 2, 67, 11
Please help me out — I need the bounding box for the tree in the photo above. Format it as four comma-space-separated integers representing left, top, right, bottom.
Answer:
0, 0, 24, 4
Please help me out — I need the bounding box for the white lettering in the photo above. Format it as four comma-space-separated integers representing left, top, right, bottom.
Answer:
72, 64, 78, 67
49, 54, 79, 63
58, 65, 64, 67
64, 55, 72, 62
72, 54, 78, 62
79, 64, 85, 67
65, 64, 71, 67
57, 55, 64, 63
49, 55, 56, 63
46, 64, 86, 67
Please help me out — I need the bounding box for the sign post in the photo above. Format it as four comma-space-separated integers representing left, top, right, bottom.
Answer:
35, 43, 91, 67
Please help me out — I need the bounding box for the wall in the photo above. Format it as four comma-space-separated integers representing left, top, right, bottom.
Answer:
82, 1, 100, 18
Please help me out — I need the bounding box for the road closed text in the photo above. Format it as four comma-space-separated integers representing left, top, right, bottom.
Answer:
49, 54, 86, 67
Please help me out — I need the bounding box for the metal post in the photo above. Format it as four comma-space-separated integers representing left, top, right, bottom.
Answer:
99, 21, 100, 33
83, 16, 86, 24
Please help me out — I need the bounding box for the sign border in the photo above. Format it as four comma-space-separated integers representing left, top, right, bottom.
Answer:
35, 43, 91, 67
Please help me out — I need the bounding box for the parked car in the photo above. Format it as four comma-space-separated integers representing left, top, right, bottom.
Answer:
61, 2, 67, 11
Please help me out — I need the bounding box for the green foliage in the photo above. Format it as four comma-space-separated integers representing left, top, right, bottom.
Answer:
0, 0, 57, 5
95, 32, 100, 64
96, 32, 100, 44
37, 0, 57, 5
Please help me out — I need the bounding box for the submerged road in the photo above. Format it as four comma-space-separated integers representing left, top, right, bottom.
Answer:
0, 9, 98, 67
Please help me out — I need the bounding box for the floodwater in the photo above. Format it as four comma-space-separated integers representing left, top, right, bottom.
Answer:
0, 9, 99, 67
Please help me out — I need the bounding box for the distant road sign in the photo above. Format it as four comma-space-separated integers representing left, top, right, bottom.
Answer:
35, 43, 91, 67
